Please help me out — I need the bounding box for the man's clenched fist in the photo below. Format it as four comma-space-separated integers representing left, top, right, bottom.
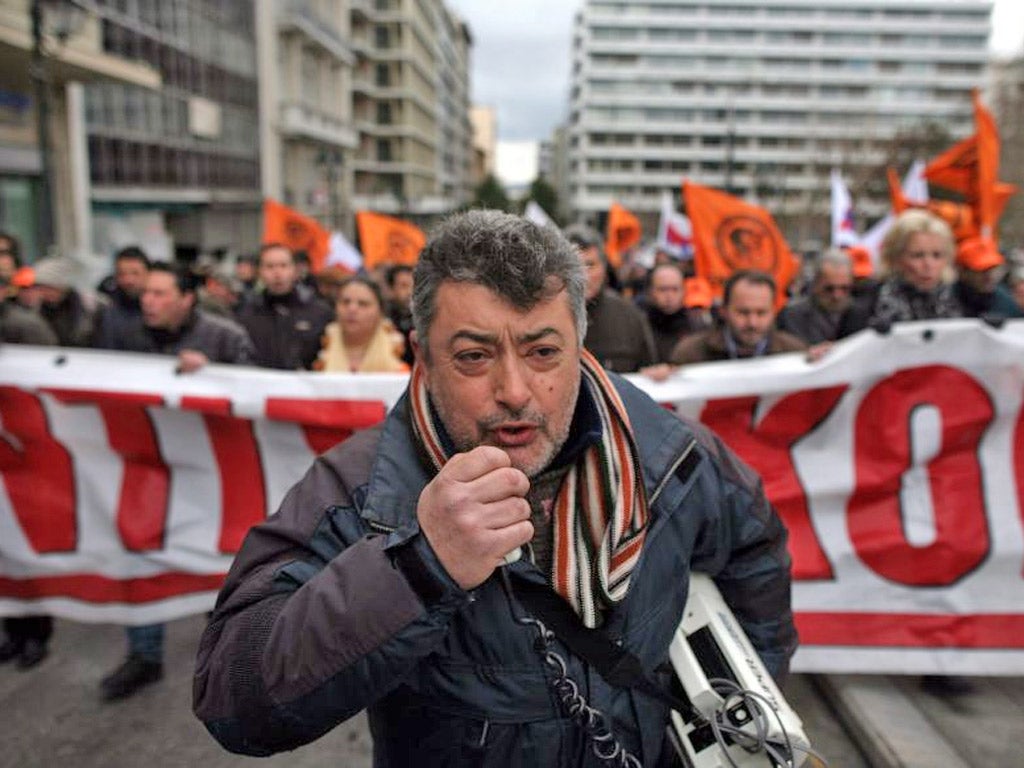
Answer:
416, 446, 533, 589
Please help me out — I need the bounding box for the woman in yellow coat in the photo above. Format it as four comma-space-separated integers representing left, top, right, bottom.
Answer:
317, 276, 408, 373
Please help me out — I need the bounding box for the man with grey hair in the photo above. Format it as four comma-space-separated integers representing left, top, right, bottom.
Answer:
194, 210, 795, 766
776, 249, 870, 345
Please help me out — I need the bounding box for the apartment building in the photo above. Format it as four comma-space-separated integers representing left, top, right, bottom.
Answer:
257, 0, 358, 235
567, 0, 992, 246
83, 0, 262, 261
350, 0, 472, 221
470, 104, 496, 183
0, 0, 158, 260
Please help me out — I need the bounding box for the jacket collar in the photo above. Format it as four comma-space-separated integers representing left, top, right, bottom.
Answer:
359, 369, 694, 534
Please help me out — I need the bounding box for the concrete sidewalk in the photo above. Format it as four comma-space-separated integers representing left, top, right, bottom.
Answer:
815, 673, 1024, 768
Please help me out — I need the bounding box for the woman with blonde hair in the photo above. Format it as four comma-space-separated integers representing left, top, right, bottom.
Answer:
870, 209, 963, 325
317, 276, 407, 373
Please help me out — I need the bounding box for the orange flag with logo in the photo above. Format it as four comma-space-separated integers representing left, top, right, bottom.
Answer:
604, 202, 641, 268
356, 211, 426, 269
262, 199, 330, 273
682, 181, 797, 306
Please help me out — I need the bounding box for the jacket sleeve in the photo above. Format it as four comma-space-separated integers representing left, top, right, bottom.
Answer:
193, 438, 470, 755
685, 421, 798, 682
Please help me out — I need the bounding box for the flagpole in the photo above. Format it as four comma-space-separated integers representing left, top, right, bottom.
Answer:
724, 99, 736, 195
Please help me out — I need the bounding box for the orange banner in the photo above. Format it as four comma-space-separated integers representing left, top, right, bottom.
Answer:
604, 202, 641, 268
262, 199, 330, 273
682, 181, 797, 305
356, 211, 426, 269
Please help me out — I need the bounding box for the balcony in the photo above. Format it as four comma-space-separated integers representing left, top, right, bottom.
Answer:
278, 0, 355, 65
280, 101, 358, 148
0, 1, 159, 89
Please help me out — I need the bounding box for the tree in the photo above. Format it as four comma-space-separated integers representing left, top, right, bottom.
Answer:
472, 174, 511, 211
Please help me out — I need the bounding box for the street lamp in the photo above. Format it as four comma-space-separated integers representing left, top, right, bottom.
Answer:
317, 148, 343, 230
30, 0, 86, 254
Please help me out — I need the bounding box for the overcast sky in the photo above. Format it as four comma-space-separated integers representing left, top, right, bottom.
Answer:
446, 0, 1024, 185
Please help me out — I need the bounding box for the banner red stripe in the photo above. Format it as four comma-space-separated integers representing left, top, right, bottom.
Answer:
0, 573, 226, 604
796, 612, 1024, 649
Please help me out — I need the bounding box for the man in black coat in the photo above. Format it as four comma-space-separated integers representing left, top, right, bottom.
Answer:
641, 262, 710, 363
236, 243, 333, 370
564, 224, 657, 373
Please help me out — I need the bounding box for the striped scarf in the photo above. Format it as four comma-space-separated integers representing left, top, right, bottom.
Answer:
409, 348, 649, 627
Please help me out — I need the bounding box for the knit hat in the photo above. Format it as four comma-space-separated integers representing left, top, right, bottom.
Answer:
956, 237, 1003, 272
31, 256, 77, 289
684, 276, 712, 308
11, 266, 35, 288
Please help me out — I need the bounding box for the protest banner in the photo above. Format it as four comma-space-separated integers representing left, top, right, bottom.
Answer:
2, 319, 1023, 674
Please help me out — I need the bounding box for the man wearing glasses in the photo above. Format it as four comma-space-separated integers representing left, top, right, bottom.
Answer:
777, 250, 870, 345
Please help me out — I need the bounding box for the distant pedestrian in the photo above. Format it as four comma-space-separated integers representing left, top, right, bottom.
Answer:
777, 249, 870, 344
870, 210, 962, 326
93, 246, 150, 349
672, 270, 806, 364
236, 244, 333, 370
95, 262, 253, 701
565, 224, 657, 372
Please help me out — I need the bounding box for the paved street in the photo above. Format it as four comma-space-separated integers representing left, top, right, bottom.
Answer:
0, 614, 868, 768
5, 613, 1019, 768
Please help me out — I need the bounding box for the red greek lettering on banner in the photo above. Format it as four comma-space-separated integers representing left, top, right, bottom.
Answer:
46, 389, 168, 552
701, 386, 848, 580
0, 387, 77, 552
180, 396, 267, 554
265, 397, 387, 455
847, 365, 993, 586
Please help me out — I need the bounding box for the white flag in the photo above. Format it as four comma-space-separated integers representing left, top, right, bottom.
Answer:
325, 230, 363, 272
858, 161, 930, 267
657, 191, 693, 259
524, 200, 554, 227
831, 169, 859, 248
902, 159, 929, 204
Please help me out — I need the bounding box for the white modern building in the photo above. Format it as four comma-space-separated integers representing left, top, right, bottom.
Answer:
566, 0, 992, 246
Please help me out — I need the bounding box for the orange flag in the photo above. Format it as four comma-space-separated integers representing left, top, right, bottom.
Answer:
890, 163, 1013, 243
682, 181, 797, 306
262, 199, 330, 273
604, 202, 641, 268
923, 92, 1016, 241
355, 211, 426, 269
923, 133, 978, 196
974, 91, 1000, 237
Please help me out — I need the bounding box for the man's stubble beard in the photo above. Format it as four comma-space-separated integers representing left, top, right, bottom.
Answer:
430, 375, 581, 480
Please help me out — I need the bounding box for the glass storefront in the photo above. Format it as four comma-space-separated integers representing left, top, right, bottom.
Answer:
0, 176, 40, 262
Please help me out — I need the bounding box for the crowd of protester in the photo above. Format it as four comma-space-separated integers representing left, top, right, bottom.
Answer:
1, 205, 1022, 698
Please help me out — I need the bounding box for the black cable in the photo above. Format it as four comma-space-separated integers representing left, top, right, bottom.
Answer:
705, 677, 829, 768
499, 569, 642, 768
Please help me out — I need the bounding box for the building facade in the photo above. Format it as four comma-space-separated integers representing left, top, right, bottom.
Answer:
0, 0, 158, 262
83, 0, 262, 262
256, 0, 358, 236
470, 104, 496, 184
566, 0, 992, 247
350, 0, 472, 221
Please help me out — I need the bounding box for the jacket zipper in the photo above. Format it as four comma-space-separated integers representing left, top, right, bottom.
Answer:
367, 519, 396, 534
